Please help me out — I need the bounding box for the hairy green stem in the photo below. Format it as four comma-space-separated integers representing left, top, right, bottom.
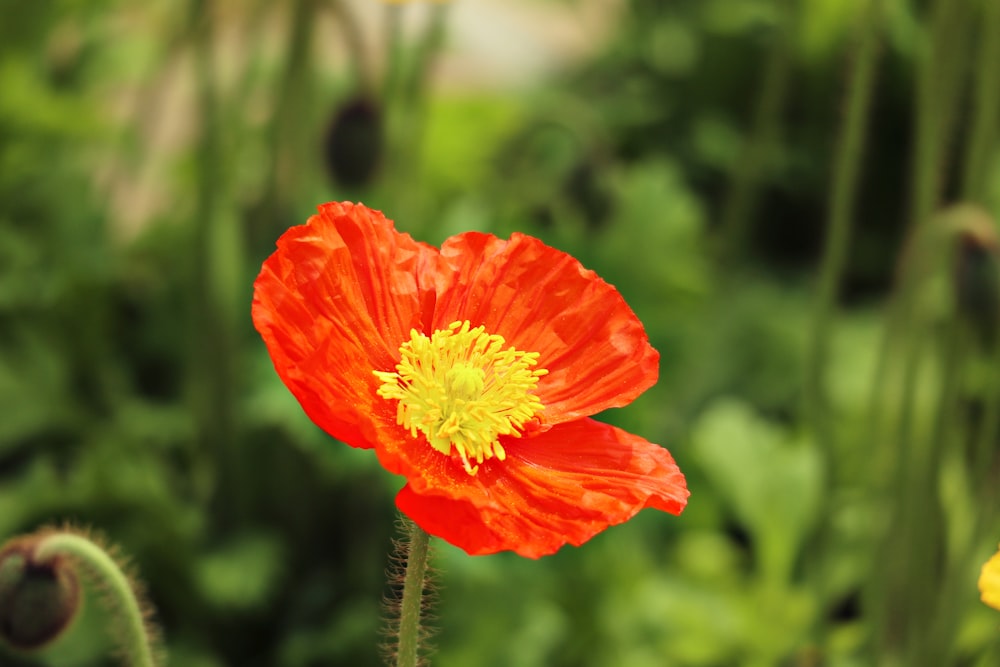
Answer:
35, 532, 157, 667
396, 520, 431, 667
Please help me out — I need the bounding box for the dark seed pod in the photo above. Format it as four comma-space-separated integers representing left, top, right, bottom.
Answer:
955, 225, 1000, 346
0, 537, 81, 650
323, 95, 384, 189
564, 160, 613, 231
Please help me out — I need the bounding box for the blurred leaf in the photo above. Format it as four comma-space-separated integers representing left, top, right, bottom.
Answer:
0, 327, 75, 449
691, 399, 823, 583
419, 94, 525, 223
601, 160, 711, 304
0, 57, 98, 138
194, 532, 285, 612
278, 596, 380, 667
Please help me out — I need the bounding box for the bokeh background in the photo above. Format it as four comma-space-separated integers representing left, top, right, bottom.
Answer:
3, 0, 1000, 665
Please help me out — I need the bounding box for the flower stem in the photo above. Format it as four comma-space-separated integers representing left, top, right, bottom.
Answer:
35, 531, 158, 667
396, 520, 431, 667
961, 0, 1000, 201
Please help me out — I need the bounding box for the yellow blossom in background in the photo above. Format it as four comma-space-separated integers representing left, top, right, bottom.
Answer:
980, 545, 1000, 610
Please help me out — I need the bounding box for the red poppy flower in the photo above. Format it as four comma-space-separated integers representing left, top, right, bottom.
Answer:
252, 202, 688, 557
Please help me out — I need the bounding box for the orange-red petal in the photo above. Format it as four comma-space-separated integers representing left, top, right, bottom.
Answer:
252, 202, 441, 449
254, 202, 685, 557
394, 418, 689, 557
431, 232, 659, 425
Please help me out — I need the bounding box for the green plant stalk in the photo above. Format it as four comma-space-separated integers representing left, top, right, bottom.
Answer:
909, 0, 944, 229
803, 0, 881, 447
867, 221, 954, 660
35, 533, 157, 667
902, 321, 962, 665
258, 0, 315, 222
379, 2, 413, 215
404, 3, 449, 105
718, 0, 794, 261
961, 0, 1000, 201
879, 3, 976, 656
799, 3, 881, 652
909, 0, 972, 229
865, 218, 938, 483
866, 282, 914, 483
396, 520, 431, 667
974, 338, 1000, 491
402, 2, 449, 225
868, 0, 976, 477
918, 293, 1000, 663
968, 284, 1000, 554
327, 0, 371, 86
383, 2, 450, 224
242, 0, 316, 253
382, 3, 406, 104
869, 214, 995, 661
865, 326, 925, 662
190, 0, 248, 521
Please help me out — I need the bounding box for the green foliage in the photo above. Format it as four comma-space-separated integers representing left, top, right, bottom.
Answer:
2, 0, 1000, 665
692, 400, 823, 584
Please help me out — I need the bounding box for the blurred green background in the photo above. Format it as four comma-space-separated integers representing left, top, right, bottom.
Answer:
2, 0, 1000, 664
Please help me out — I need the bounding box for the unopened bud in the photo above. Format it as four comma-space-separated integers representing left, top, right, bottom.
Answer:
950, 205, 1000, 345
0, 536, 81, 650
323, 95, 384, 189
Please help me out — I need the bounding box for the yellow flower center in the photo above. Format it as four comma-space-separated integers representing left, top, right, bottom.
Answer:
374, 321, 548, 475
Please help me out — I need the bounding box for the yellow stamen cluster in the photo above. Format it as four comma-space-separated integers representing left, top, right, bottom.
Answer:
375, 321, 547, 475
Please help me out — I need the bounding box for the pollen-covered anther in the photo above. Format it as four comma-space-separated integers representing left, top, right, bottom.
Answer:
375, 321, 547, 475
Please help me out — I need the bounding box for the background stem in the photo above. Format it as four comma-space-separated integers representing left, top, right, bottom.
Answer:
804, 0, 881, 451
